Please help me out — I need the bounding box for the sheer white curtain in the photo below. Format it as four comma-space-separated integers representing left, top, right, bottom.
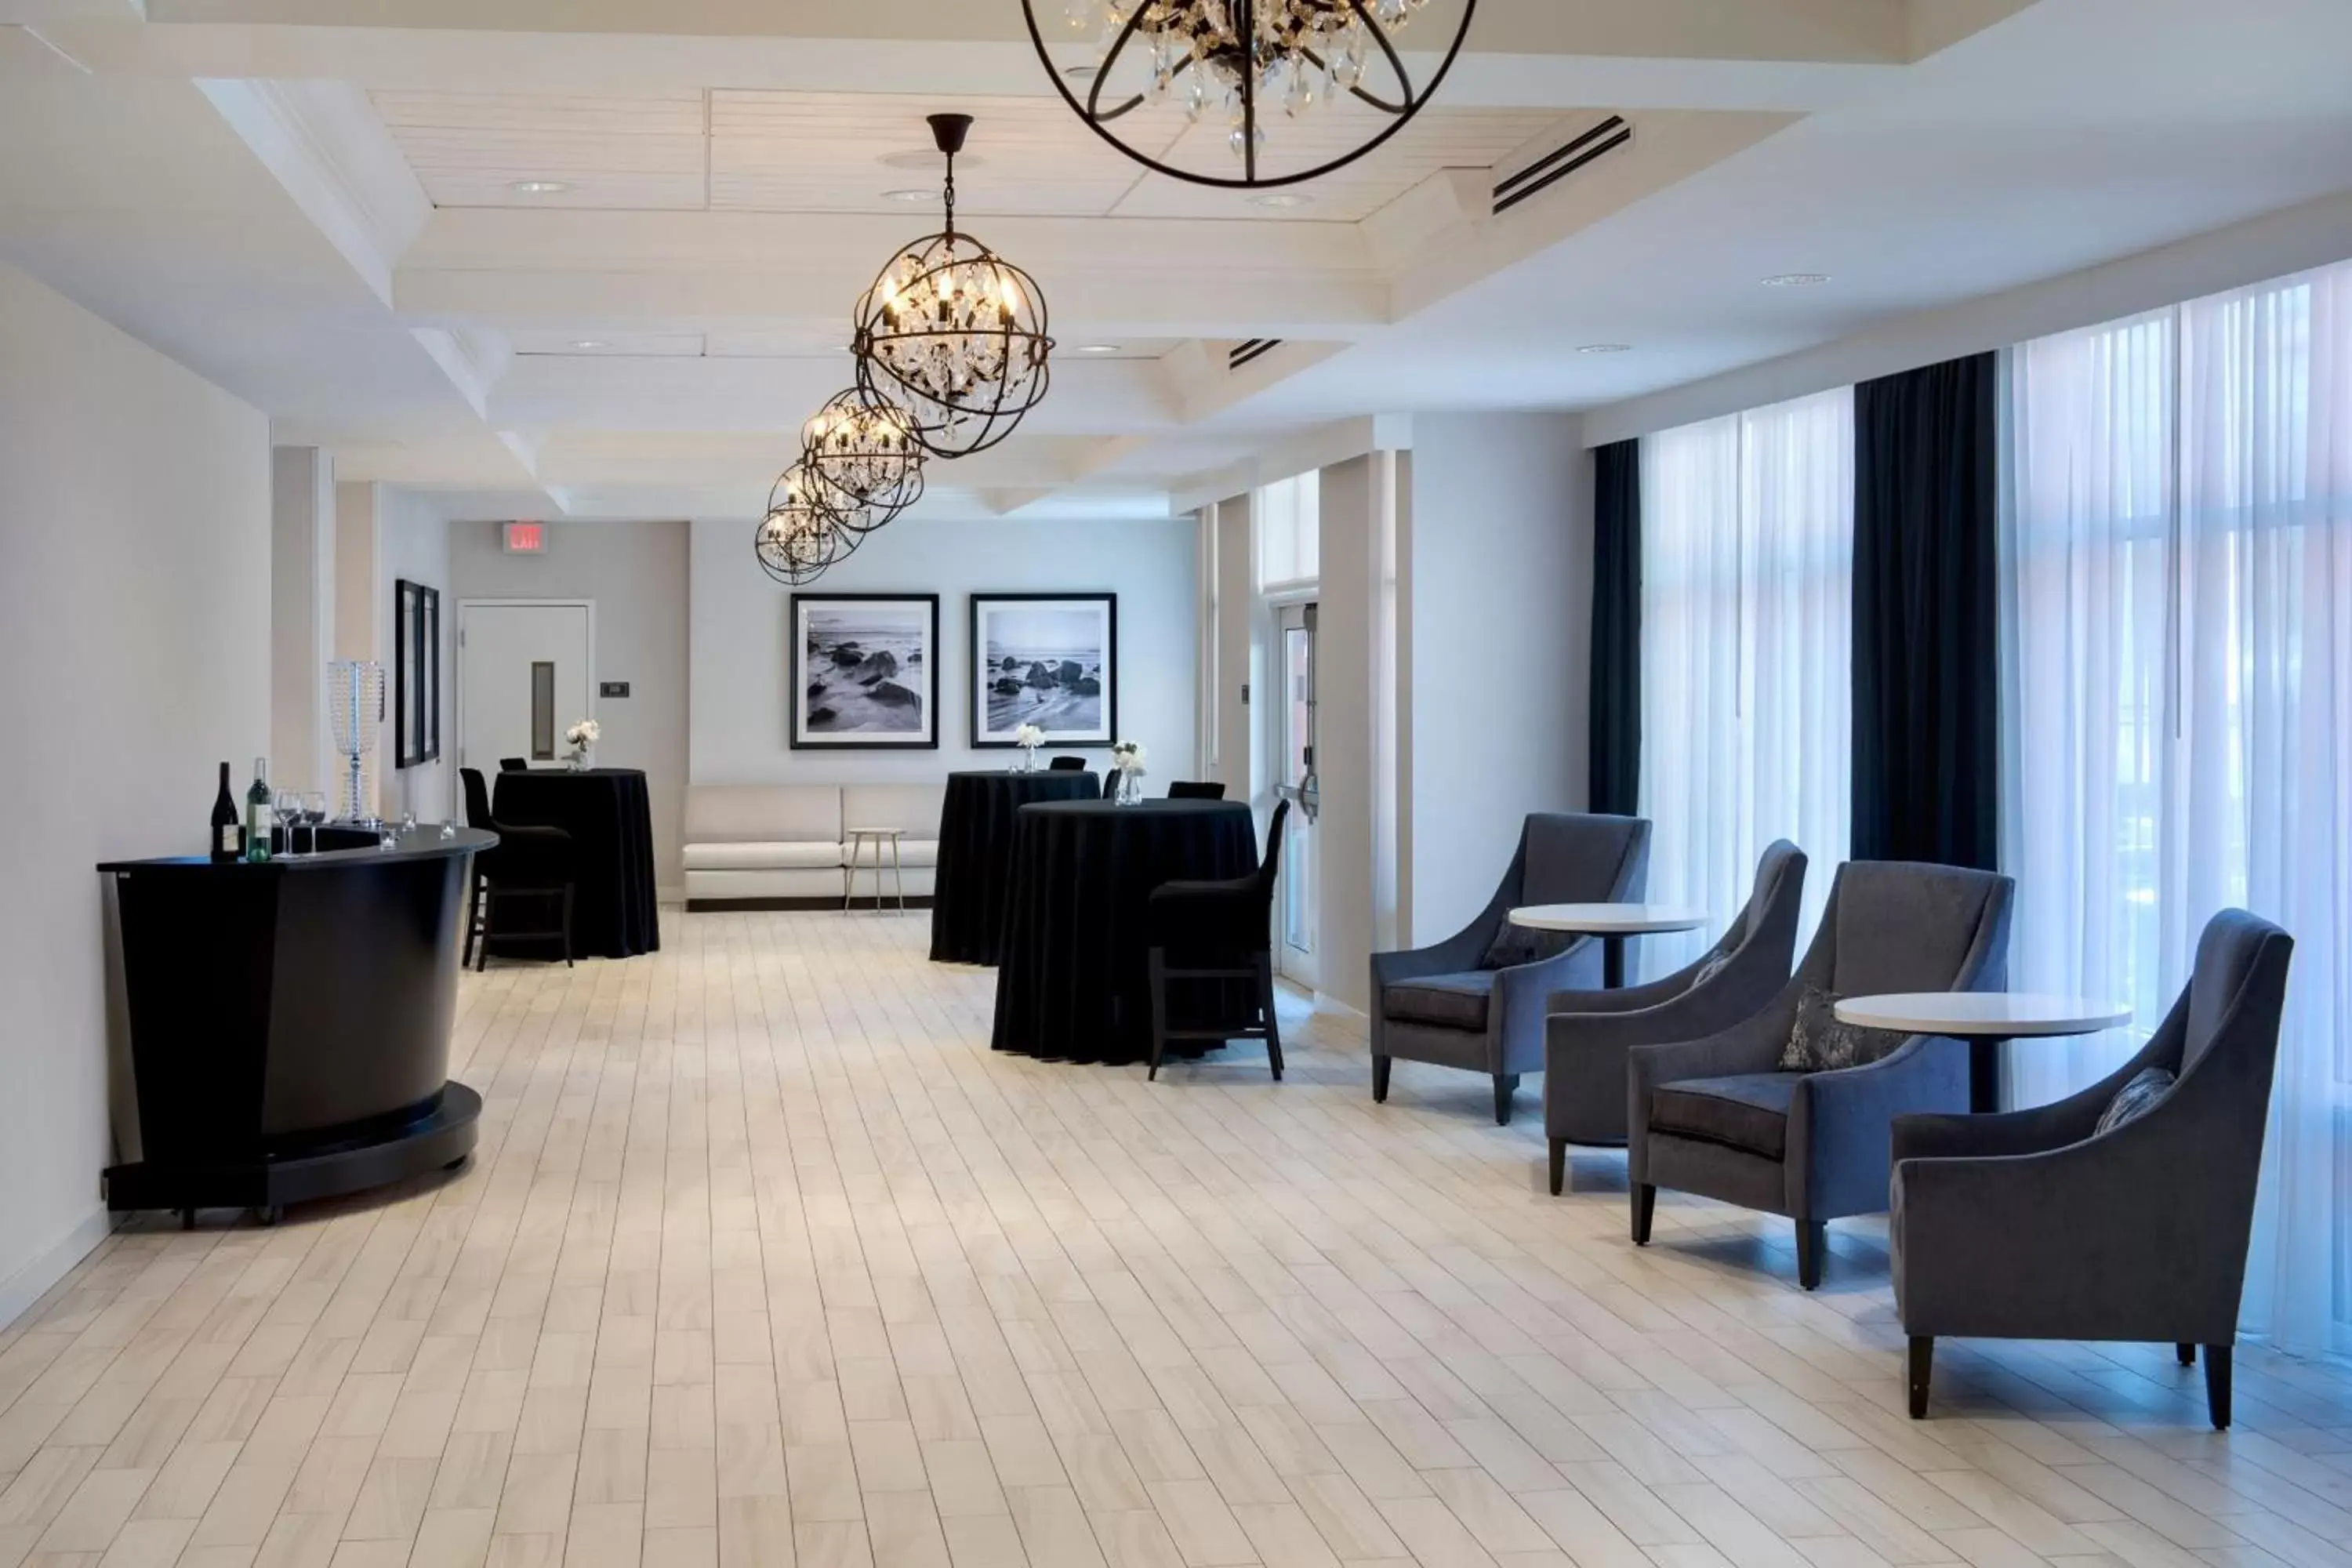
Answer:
2002, 261, 2352, 1355
1639, 387, 1853, 976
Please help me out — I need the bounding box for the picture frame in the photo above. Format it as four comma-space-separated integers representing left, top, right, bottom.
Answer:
969, 592, 1118, 749
789, 593, 941, 750
394, 578, 440, 768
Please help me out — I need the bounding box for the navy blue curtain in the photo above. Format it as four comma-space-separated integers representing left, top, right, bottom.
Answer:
1588, 439, 1642, 818
1851, 353, 1999, 869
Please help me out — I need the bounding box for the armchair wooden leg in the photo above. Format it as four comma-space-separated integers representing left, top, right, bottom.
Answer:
1632, 1183, 1655, 1245
1493, 1074, 1519, 1127
1372, 1054, 1390, 1103
2176, 1343, 2196, 1367
1146, 948, 1170, 1083
1907, 1337, 1933, 1419
1795, 1221, 1827, 1290
2205, 1343, 2232, 1429
1257, 953, 1283, 1081
1548, 1139, 1565, 1196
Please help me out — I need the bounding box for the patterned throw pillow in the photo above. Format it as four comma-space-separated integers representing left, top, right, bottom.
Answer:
1479, 924, 1576, 971
1777, 985, 1911, 1073
2093, 1065, 2176, 1137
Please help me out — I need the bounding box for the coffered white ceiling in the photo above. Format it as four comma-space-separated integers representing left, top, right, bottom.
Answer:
2, 0, 2350, 522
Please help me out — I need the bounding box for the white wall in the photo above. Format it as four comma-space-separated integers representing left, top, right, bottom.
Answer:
378, 488, 453, 825
1406, 413, 1592, 945
270, 446, 334, 797
1316, 456, 1378, 1013
0, 261, 270, 1324
691, 514, 1197, 786
450, 520, 690, 891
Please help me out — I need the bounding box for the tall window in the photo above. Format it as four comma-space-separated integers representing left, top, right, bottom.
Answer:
1255, 470, 1319, 593
1639, 387, 1854, 974
2002, 260, 2352, 1353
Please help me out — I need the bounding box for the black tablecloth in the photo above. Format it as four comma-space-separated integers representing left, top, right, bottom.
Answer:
991, 799, 1258, 1065
931, 770, 1102, 966
493, 768, 661, 960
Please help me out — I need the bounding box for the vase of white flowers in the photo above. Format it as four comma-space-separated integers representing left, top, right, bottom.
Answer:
564, 718, 601, 771
1013, 724, 1045, 772
1110, 740, 1147, 805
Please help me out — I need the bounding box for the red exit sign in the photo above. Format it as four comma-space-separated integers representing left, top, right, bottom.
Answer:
503, 521, 546, 554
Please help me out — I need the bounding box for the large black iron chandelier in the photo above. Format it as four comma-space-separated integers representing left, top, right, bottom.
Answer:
851, 114, 1054, 459
801, 389, 926, 524
1025, 0, 1477, 189
754, 461, 863, 587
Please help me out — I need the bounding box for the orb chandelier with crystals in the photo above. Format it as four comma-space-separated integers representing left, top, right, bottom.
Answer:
754, 462, 866, 587
801, 388, 926, 526
1025, 0, 1477, 189
851, 114, 1054, 460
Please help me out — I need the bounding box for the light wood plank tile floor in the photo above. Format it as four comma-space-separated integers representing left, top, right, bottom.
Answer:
7, 908, 2350, 1568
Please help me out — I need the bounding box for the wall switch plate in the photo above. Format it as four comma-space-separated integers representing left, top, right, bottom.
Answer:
599, 681, 630, 699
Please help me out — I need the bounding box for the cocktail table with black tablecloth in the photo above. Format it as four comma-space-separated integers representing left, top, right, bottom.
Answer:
991, 798, 1258, 1065
492, 767, 661, 959
930, 768, 1101, 964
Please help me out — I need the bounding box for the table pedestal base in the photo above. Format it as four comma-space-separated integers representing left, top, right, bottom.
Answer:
1969, 1038, 2005, 1115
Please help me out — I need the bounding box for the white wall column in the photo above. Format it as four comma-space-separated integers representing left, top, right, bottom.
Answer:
270, 445, 335, 797
1211, 493, 1255, 804
1315, 456, 1377, 1013
1405, 413, 1592, 944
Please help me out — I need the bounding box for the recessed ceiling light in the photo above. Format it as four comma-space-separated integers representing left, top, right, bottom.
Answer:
880, 188, 935, 203
1077, 344, 1122, 355
1762, 272, 1831, 288
510, 179, 571, 195
1576, 343, 1632, 354
1249, 192, 1311, 209
568, 339, 611, 350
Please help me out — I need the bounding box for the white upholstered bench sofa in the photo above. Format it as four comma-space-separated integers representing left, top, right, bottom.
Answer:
683, 782, 946, 908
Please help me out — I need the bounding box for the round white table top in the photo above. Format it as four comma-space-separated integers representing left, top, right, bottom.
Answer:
1507, 903, 1710, 936
1833, 992, 2131, 1037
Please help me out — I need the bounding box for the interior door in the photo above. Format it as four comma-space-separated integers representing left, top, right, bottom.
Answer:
459, 603, 591, 775
1274, 601, 1318, 987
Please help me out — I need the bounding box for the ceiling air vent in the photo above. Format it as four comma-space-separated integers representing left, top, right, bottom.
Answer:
1493, 115, 1631, 216
1229, 339, 1283, 372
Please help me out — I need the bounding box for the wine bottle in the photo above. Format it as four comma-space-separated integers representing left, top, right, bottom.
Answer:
244, 757, 272, 863
210, 762, 241, 862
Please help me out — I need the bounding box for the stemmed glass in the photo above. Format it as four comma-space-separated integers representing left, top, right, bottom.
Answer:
299, 792, 328, 855
274, 789, 302, 856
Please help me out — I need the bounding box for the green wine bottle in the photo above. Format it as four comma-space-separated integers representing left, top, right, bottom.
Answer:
244, 757, 272, 863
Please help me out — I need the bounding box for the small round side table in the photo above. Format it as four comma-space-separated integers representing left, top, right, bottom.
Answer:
844, 828, 907, 914
1507, 902, 1709, 988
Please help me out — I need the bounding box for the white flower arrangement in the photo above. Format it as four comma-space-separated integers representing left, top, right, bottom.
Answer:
1014, 723, 1046, 750
565, 719, 601, 747
1111, 740, 1148, 775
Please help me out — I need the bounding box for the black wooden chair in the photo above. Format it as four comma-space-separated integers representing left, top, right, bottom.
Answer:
1167, 781, 1227, 800
1048, 757, 1087, 771
1145, 800, 1290, 1082
459, 766, 577, 971
499, 757, 528, 772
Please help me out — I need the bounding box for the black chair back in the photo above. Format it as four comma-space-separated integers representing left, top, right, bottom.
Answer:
1256, 799, 1291, 904
1102, 771, 1121, 799
499, 757, 528, 772
459, 767, 495, 831
1048, 757, 1087, 771
1168, 781, 1226, 800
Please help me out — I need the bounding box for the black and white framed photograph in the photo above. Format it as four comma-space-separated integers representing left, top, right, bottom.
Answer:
790, 593, 940, 750
969, 593, 1118, 749
394, 578, 440, 768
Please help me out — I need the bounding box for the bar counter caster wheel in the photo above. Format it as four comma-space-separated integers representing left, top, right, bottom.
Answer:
180, 1208, 195, 1232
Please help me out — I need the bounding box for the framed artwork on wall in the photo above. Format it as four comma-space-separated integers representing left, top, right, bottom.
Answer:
394, 578, 440, 768
969, 593, 1118, 749
789, 593, 941, 750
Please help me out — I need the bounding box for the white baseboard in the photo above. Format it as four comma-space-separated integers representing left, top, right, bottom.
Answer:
0, 1205, 116, 1333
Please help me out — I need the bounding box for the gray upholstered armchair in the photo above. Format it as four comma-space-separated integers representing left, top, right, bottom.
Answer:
1889, 909, 2292, 1429
1370, 813, 1650, 1126
1627, 860, 2013, 1289
1541, 840, 1807, 1192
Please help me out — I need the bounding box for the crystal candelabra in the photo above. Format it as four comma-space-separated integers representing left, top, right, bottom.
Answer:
327, 659, 387, 823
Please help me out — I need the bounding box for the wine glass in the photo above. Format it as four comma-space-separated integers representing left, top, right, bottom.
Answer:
274, 789, 302, 856
299, 792, 328, 855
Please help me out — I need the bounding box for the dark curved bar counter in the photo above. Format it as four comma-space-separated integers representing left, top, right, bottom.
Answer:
97, 826, 496, 1223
